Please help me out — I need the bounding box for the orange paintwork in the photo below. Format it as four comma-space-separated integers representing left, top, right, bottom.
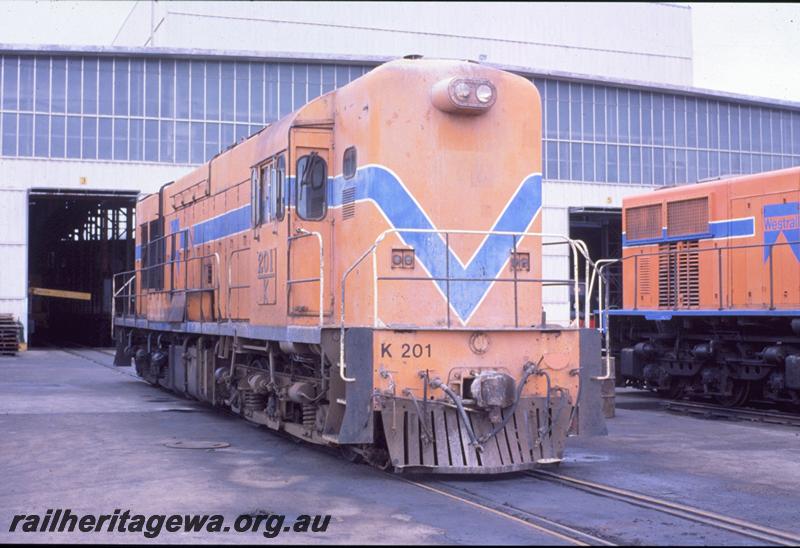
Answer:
622, 167, 800, 312
130, 58, 587, 408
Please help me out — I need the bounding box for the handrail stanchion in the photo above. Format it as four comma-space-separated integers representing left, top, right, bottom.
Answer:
593, 259, 619, 381
769, 245, 775, 310
633, 254, 638, 311
445, 232, 451, 328
512, 234, 519, 328
227, 247, 252, 321
718, 247, 723, 310
573, 241, 580, 327
111, 272, 136, 338
372, 244, 379, 328
340, 234, 387, 383
288, 229, 325, 326
585, 249, 591, 327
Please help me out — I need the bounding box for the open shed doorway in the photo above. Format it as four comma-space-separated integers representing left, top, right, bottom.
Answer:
27, 189, 137, 347
569, 207, 622, 326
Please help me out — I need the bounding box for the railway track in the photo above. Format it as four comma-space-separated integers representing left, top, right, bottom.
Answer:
526, 469, 800, 546
400, 468, 800, 546
663, 400, 800, 428
399, 476, 616, 546
55, 344, 142, 381
49, 346, 800, 545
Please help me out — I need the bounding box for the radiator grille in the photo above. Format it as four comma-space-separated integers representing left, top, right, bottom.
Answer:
638, 258, 652, 295
659, 241, 700, 308
342, 187, 356, 220
667, 197, 708, 237
626, 204, 662, 241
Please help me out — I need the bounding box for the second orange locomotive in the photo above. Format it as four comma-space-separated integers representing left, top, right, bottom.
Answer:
611, 167, 800, 406
114, 58, 606, 473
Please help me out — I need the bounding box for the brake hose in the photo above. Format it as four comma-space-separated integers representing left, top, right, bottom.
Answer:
429, 378, 482, 451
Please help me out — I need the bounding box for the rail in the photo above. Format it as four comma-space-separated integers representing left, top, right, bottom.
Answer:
110, 274, 136, 338
227, 247, 251, 320
527, 469, 800, 546
663, 400, 800, 428
622, 239, 800, 312
590, 259, 620, 381
338, 228, 596, 383
286, 228, 325, 327
112, 247, 224, 327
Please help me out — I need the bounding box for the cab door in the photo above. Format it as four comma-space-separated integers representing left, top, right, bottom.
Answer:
247, 153, 287, 321
730, 196, 763, 308
287, 126, 334, 320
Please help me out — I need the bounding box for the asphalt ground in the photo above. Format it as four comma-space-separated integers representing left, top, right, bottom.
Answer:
1, 349, 798, 544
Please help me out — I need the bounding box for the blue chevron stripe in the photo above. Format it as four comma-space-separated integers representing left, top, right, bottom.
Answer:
333, 165, 542, 322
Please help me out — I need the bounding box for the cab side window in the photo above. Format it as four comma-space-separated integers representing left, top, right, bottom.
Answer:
140, 223, 149, 289
296, 152, 327, 220
250, 167, 261, 227
253, 155, 286, 225
273, 155, 285, 221
147, 218, 165, 290
343, 146, 357, 179
260, 164, 270, 223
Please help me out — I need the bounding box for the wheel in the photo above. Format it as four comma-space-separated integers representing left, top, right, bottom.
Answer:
364, 447, 391, 470
657, 379, 684, 400
339, 446, 364, 464
715, 380, 750, 407
229, 390, 242, 415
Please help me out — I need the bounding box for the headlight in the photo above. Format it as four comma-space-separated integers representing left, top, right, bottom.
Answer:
476, 83, 493, 103
454, 82, 471, 100
431, 77, 497, 115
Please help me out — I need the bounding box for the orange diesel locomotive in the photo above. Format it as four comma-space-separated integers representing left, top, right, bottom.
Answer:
113, 58, 606, 473
610, 167, 800, 406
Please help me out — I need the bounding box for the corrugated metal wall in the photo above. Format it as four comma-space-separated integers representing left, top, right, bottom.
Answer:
0, 188, 28, 340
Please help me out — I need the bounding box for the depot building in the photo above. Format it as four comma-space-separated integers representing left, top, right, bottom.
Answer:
1, 2, 799, 346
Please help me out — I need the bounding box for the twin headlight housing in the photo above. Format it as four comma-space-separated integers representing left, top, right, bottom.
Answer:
432, 77, 497, 114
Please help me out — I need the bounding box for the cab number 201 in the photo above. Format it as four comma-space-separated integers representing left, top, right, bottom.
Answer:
402, 343, 432, 359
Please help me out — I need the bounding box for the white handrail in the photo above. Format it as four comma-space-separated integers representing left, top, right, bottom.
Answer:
291, 228, 325, 327
592, 259, 620, 381
339, 227, 596, 384
111, 274, 136, 338
227, 247, 251, 321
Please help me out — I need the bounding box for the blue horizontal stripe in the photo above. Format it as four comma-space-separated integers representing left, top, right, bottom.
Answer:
623, 217, 754, 247
608, 308, 800, 320
191, 205, 251, 245
764, 202, 798, 217
709, 217, 755, 239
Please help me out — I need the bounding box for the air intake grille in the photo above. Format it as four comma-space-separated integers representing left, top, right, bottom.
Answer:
658, 241, 700, 308
638, 258, 652, 295
342, 187, 356, 220
667, 197, 708, 237
626, 204, 662, 241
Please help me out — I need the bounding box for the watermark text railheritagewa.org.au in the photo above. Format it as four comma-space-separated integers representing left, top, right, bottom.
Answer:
8, 509, 331, 539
